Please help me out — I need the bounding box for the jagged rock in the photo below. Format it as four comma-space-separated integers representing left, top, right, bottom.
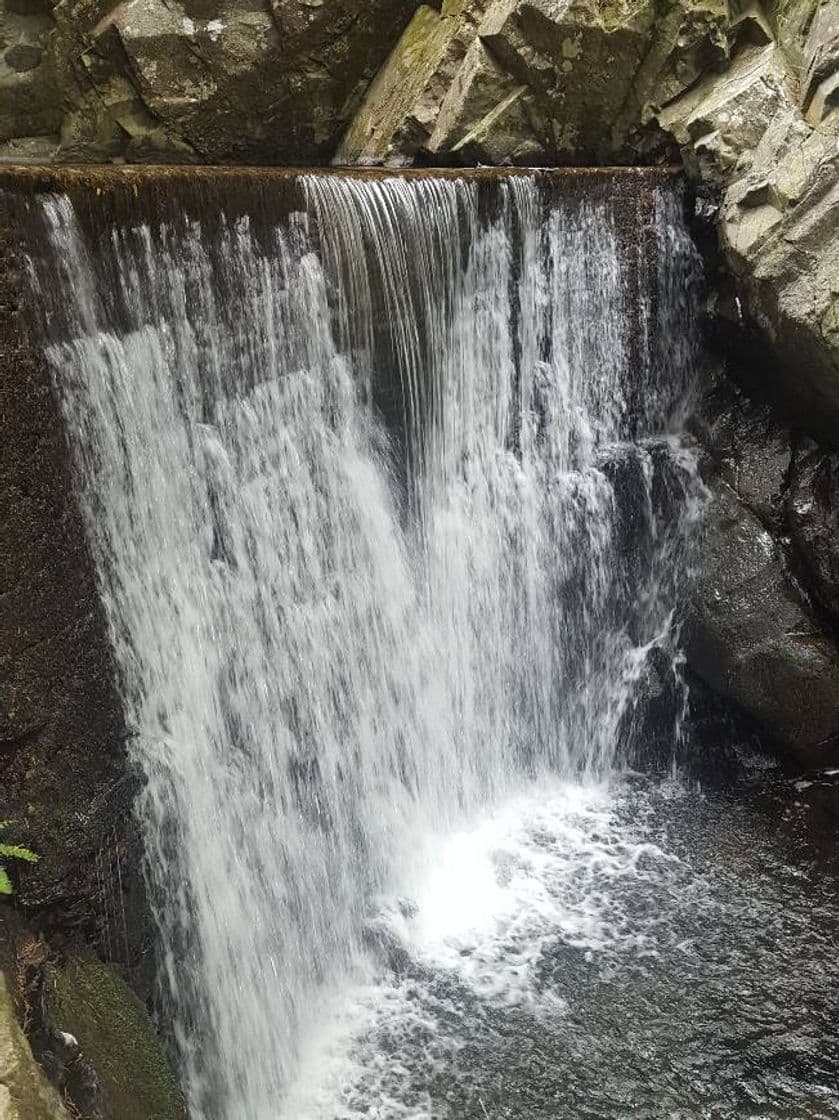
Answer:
764, 0, 821, 75
2, 0, 423, 163
722, 134, 839, 441
661, 35, 839, 442
788, 444, 839, 626
335, 1, 497, 165
476, 0, 658, 163
0, 972, 68, 1120
801, 2, 839, 113
426, 38, 546, 163
658, 44, 792, 180
338, 0, 732, 164
697, 380, 793, 522
686, 478, 839, 765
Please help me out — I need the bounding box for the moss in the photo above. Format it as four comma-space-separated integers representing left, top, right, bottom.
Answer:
0, 971, 68, 1120
46, 956, 185, 1120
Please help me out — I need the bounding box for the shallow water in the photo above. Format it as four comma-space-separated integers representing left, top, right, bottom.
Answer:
288, 775, 839, 1120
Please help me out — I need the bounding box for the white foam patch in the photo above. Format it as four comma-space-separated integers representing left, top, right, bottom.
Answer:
403, 781, 689, 1000
284, 778, 700, 1119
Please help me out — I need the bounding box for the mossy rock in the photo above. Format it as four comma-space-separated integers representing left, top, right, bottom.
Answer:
46, 956, 185, 1120
0, 971, 68, 1120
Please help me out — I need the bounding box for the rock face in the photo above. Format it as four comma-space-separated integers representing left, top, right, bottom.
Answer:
339, 1, 839, 446
38, 954, 186, 1120
688, 378, 839, 765
661, 37, 839, 444
337, 0, 731, 166
1, 0, 422, 164
0, 911, 185, 1120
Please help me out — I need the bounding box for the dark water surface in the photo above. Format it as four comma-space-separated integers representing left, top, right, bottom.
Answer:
290, 773, 839, 1120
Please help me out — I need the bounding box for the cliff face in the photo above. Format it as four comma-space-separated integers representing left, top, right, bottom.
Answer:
0, 0, 423, 165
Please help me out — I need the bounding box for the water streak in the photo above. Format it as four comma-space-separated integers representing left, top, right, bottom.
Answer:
29, 173, 702, 1118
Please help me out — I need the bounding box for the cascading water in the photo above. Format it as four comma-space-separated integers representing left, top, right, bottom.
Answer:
29, 172, 708, 1118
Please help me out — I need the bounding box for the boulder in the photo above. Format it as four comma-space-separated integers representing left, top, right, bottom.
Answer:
686, 478, 839, 766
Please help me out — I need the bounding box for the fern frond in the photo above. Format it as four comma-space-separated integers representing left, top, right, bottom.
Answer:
0, 844, 39, 864
0, 868, 12, 895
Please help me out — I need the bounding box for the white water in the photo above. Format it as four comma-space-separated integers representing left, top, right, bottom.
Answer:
30, 173, 703, 1119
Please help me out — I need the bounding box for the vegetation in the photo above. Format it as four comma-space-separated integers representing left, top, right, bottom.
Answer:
0, 821, 39, 895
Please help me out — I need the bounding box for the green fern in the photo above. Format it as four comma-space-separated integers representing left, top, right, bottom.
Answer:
0, 822, 39, 896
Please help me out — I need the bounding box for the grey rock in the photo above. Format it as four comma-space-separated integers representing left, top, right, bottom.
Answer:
788, 444, 839, 626
686, 478, 839, 765
336, 1, 497, 166
1, 0, 423, 164
699, 381, 793, 522
662, 39, 839, 442
801, 1, 839, 113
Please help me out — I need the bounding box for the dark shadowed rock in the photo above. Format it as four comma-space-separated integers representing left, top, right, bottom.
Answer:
0, 190, 153, 993
697, 380, 793, 523
688, 377, 839, 764
686, 478, 839, 767
788, 444, 839, 627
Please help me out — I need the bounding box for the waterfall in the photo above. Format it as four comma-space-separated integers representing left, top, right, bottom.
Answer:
28, 171, 703, 1119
